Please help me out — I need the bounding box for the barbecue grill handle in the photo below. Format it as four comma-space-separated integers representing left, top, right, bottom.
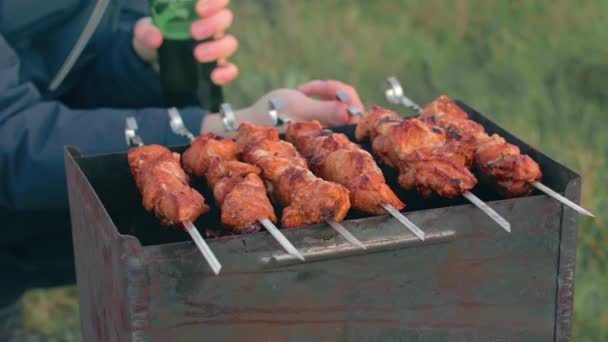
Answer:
259, 230, 456, 268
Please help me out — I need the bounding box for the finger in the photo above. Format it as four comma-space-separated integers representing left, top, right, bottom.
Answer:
298, 80, 365, 110
210, 62, 239, 85
134, 17, 163, 50
297, 80, 329, 98
194, 35, 238, 63
191, 9, 233, 41
196, 0, 230, 18
289, 97, 351, 127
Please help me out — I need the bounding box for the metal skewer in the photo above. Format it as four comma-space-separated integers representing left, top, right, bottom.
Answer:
168, 107, 306, 260
335, 92, 427, 240
531, 181, 594, 217
462, 191, 511, 232
327, 219, 367, 249
379, 204, 426, 240
384, 76, 595, 220
126, 116, 222, 275
183, 221, 222, 275
266, 100, 371, 248
260, 218, 305, 260
383, 78, 513, 232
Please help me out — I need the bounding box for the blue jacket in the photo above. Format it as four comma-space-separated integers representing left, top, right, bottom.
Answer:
0, 0, 208, 240
0, 1, 215, 305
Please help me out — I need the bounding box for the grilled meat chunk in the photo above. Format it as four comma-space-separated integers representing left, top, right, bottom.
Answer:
286, 120, 405, 215
128, 145, 209, 225
237, 122, 351, 228
356, 109, 478, 198
421, 95, 542, 196
182, 133, 276, 233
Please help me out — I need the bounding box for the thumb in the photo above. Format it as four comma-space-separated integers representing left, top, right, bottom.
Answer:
133, 17, 163, 69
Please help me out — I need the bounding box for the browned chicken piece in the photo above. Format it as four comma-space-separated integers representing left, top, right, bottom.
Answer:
241, 139, 303, 166
421, 95, 470, 121
286, 120, 405, 215
128, 144, 175, 188
421, 95, 543, 196
322, 149, 405, 214
475, 135, 543, 197
397, 153, 477, 198
286, 122, 349, 163
236, 122, 351, 228
285, 121, 332, 155
355, 105, 402, 141
416, 140, 477, 169
128, 145, 209, 225
281, 179, 350, 228
235, 122, 279, 151
181, 133, 277, 233
356, 108, 478, 199
254, 155, 308, 185
308, 134, 352, 171
182, 133, 237, 177
256, 156, 315, 205
205, 159, 261, 189
286, 122, 351, 163
372, 118, 446, 168
213, 174, 277, 233
421, 95, 487, 141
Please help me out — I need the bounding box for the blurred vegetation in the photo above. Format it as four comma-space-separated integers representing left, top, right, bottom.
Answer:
23, 0, 606, 340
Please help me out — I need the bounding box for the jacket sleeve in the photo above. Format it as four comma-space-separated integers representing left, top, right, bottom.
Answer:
0, 34, 205, 211
61, 0, 185, 109
62, 27, 175, 109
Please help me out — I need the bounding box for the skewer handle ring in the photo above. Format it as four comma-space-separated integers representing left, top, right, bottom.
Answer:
125, 117, 144, 147
384, 77, 422, 112
168, 107, 196, 142
267, 98, 292, 127
220, 103, 237, 132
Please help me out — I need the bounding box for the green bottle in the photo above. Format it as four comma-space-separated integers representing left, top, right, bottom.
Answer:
149, 0, 223, 112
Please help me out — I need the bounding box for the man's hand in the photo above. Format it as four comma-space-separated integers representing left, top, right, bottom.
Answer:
297, 80, 364, 125
201, 80, 365, 132
133, 0, 238, 85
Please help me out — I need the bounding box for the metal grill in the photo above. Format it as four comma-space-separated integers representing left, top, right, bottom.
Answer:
64, 100, 581, 341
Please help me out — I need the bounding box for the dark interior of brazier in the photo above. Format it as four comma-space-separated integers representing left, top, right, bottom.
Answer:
73, 101, 572, 246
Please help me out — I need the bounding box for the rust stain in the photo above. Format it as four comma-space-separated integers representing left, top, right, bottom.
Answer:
239, 281, 257, 294
167, 318, 399, 330
463, 254, 531, 267
183, 302, 394, 316
457, 230, 493, 240
425, 318, 545, 333
435, 227, 487, 328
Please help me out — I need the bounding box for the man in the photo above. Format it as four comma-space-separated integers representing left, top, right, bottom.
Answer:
0, 0, 363, 338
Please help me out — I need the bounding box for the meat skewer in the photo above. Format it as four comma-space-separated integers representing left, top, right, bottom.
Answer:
284, 119, 426, 241
124, 117, 222, 275
385, 77, 594, 218
338, 91, 508, 234
231, 115, 367, 249
350, 98, 511, 232
266, 100, 377, 246
167, 107, 305, 260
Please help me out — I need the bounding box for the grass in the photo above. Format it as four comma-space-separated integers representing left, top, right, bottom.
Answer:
22, 0, 607, 340
22, 287, 81, 342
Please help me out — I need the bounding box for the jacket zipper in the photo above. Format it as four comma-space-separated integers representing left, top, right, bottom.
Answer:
48, 0, 110, 91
